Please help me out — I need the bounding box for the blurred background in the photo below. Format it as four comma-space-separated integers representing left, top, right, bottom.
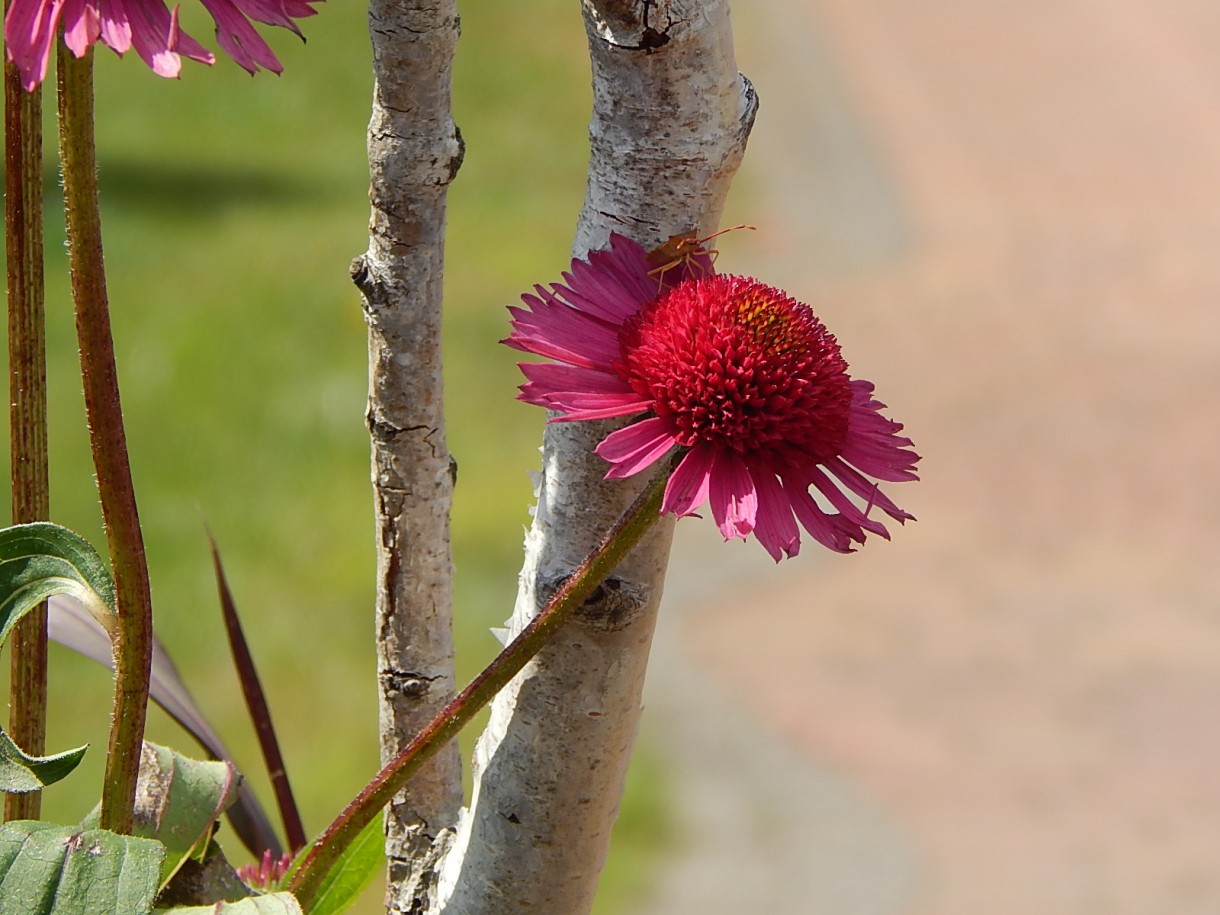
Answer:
4, 1, 1220, 913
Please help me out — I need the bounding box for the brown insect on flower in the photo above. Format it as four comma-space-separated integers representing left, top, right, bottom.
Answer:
645, 224, 755, 288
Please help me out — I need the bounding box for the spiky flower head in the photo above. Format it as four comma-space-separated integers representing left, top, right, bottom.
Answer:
4, 0, 323, 91
504, 233, 919, 560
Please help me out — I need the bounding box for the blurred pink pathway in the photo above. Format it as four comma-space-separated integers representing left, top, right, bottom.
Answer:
648, 2, 1220, 912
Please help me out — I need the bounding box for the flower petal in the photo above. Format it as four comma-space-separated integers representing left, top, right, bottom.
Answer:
750, 469, 801, 561
517, 362, 649, 420
595, 416, 678, 478
662, 444, 713, 517
808, 467, 891, 538
821, 456, 914, 524
708, 450, 758, 540
5, 0, 65, 90
125, 0, 184, 77
555, 234, 657, 323
199, 0, 284, 74
504, 287, 622, 368
61, 0, 100, 58
787, 482, 858, 554
841, 379, 920, 482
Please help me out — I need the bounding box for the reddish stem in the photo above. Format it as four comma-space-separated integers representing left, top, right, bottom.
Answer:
56, 46, 154, 835
4, 10, 49, 823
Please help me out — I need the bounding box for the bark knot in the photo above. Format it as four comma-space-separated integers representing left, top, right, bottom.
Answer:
381, 668, 446, 699
537, 573, 651, 631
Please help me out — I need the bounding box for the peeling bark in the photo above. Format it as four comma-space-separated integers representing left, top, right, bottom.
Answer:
362, 3, 465, 911
434, 3, 756, 912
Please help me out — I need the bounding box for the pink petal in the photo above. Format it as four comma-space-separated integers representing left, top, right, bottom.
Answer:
708, 450, 758, 540
662, 445, 714, 517
517, 361, 629, 397
165, 6, 215, 64
199, 0, 283, 73
61, 0, 100, 57
97, 0, 133, 54
595, 417, 678, 478
821, 457, 914, 524
5, 0, 64, 90
124, 0, 186, 76
809, 468, 891, 538
504, 287, 621, 368
787, 483, 858, 554
750, 469, 801, 561
522, 388, 653, 421
556, 235, 656, 323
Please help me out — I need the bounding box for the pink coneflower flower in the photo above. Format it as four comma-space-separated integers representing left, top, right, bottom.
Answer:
237, 848, 293, 890
4, 0, 322, 91
504, 233, 919, 560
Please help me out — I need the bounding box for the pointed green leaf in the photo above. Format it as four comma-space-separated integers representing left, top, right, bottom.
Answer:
304, 815, 382, 915
155, 894, 302, 914
0, 728, 88, 794
0, 820, 164, 915
0, 524, 116, 648
82, 744, 243, 886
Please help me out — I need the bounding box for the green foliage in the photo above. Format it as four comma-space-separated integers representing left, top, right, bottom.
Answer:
81, 744, 242, 886
0, 523, 114, 793
0, 523, 115, 644
289, 817, 382, 915
0, 821, 165, 915
0, 733, 88, 795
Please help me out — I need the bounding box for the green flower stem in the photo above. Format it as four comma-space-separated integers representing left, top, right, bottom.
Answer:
55, 46, 153, 836
289, 465, 671, 910
5, 29, 49, 823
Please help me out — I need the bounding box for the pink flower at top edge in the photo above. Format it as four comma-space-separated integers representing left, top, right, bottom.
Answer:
503, 233, 920, 561
4, 0, 323, 91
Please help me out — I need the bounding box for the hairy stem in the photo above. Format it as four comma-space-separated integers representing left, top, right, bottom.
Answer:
56, 46, 153, 835
288, 466, 670, 910
4, 24, 49, 823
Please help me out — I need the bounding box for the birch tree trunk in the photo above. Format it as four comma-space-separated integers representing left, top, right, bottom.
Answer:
356, 3, 465, 910
434, 2, 757, 912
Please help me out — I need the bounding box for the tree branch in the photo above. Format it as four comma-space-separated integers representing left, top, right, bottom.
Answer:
361, 2, 465, 910
435, 3, 757, 911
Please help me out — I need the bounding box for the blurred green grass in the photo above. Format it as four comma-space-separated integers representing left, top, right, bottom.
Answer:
2, 5, 669, 912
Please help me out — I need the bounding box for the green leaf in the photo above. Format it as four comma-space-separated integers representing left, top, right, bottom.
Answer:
0, 523, 116, 648
304, 815, 382, 915
0, 729, 88, 794
155, 894, 302, 914
83, 743, 243, 886
0, 820, 164, 915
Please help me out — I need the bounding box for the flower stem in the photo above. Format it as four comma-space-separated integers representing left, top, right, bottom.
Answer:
55, 46, 153, 835
4, 28, 49, 823
288, 465, 671, 909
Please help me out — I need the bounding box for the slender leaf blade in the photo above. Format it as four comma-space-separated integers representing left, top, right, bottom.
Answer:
0, 729, 87, 793
210, 537, 305, 853
0, 820, 164, 915
304, 815, 382, 915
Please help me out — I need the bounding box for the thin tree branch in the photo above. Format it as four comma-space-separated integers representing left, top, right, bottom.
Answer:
361, 2, 465, 907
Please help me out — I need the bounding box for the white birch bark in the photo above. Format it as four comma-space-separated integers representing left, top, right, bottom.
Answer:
434, 3, 757, 912
357, 3, 465, 910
